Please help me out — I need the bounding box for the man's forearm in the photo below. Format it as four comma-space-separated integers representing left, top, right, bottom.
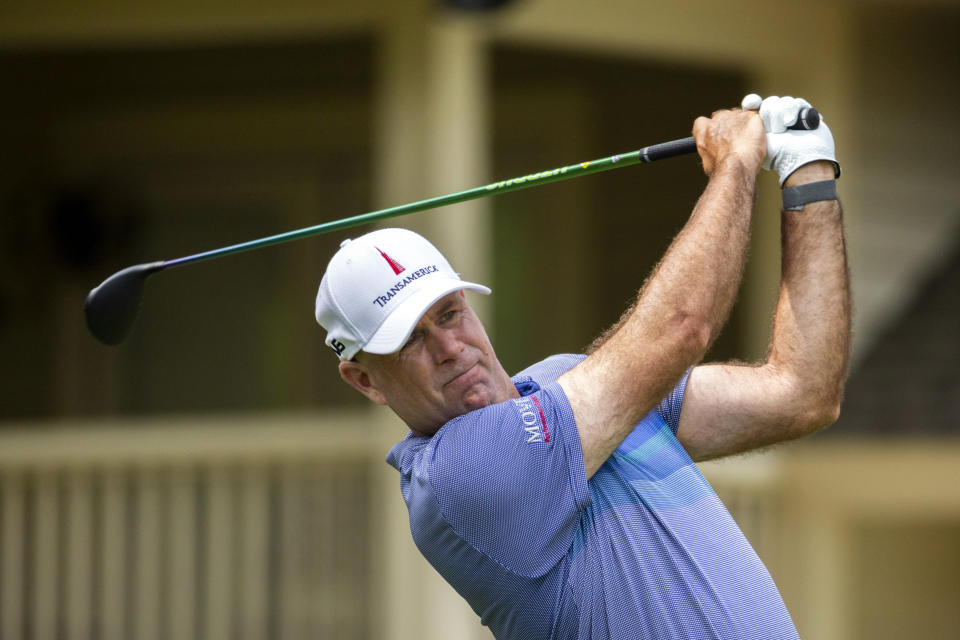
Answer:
638, 156, 756, 352
586, 158, 755, 357
767, 165, 851, 428
561, 108, 765, 478
672, 98, 850, 461
673, 164, 852, 461
572, 157, 757, 458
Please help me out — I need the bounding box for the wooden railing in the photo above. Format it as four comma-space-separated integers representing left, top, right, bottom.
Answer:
0, 412, 389, 640
6, 414, 956, 640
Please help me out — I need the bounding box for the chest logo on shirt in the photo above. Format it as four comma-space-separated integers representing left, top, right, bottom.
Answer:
512, 395, 550, 444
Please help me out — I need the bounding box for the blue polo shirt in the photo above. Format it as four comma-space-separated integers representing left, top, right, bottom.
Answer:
386, 354, 800, 639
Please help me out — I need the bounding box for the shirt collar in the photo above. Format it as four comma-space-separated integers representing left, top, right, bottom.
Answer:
512, 375, 541, 397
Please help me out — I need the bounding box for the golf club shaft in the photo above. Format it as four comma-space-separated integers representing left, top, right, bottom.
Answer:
161, 106, 821, 269
85, 105, 822, 346
162, 136, 698, 269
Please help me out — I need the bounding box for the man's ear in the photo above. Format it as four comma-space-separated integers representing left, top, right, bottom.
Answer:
338, 360, 388, 405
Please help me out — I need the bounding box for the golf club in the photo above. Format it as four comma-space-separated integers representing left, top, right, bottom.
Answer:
84, 107, 820, 345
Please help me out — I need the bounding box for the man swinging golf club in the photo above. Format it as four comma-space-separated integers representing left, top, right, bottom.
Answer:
315, 94, 850, 639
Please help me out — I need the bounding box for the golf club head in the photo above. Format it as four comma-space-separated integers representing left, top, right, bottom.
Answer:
84, 261, 165, 345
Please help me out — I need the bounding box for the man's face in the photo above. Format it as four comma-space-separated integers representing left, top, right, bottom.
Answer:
339, 292, 518, 435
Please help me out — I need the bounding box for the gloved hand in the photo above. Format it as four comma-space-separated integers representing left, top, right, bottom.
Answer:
741, 94, 840, 185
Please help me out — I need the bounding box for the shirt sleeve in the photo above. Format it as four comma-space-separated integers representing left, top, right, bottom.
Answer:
426, 381, 591, 578
656, 368, 692, 435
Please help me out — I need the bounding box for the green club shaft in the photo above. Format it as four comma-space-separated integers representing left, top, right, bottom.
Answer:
163, 136, 696, 269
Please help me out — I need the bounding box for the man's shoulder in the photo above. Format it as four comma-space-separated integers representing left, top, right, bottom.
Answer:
385, 431, 430, 475
513, 353, 587, 388
387, 354, 587, 475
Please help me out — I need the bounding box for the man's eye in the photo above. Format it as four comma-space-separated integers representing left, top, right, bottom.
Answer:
403, 333, 420, 349
440, 310, 458, 323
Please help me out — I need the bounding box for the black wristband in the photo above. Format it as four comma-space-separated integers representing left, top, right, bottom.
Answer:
782, 180, 838, 211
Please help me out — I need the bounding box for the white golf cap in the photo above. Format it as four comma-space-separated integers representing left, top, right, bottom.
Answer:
315, 228, 491, 361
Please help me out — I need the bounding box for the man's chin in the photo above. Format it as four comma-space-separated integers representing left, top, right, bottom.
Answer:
456, 384, 498, 414
448, 370, 514, 417
461, 396, 493, 413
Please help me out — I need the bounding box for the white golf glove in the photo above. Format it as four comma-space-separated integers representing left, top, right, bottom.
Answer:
741, 94, 840, 185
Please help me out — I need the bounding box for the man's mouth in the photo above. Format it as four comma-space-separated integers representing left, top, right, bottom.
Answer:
444, 363, 478, 387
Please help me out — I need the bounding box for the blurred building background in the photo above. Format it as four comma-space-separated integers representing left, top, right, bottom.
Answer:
0, 0, 958, 638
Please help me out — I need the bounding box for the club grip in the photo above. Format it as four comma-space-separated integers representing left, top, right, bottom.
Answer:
789, 107, 820, 130
640, 137, 697, 163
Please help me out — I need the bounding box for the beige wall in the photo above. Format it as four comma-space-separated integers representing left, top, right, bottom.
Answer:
2, 416, 958, 640
3, 0, 957, 395
704, 442, 960, 640
4, 0, 956, 376
1, 1, 958, 639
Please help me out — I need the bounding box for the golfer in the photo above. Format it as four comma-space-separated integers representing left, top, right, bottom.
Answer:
315, 94, 850, 639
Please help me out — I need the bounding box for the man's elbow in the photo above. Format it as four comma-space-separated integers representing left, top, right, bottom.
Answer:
675, 312, 715, 362
767, 362, 847, 439
793, 389, 844, 437
804, 400, 842, 434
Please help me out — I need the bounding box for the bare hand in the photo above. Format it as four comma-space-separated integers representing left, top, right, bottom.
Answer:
692, 109, 766, 176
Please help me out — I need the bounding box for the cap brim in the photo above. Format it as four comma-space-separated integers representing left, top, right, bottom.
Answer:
362, 279, 491, 355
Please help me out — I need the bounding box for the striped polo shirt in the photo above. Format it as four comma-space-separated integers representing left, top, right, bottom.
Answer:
386, 354, 799, 639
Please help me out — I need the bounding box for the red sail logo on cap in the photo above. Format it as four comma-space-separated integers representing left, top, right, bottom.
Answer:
376, 247, 406, 276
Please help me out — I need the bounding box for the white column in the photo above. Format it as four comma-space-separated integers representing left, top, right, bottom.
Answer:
373, 0, 430, 211
374, 5, 494, 329
423, 16, 494, 327
744, 18, 857, 362
372, 8, 495, 639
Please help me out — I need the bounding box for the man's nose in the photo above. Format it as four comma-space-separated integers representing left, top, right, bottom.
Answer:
427, 327, 463, 364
